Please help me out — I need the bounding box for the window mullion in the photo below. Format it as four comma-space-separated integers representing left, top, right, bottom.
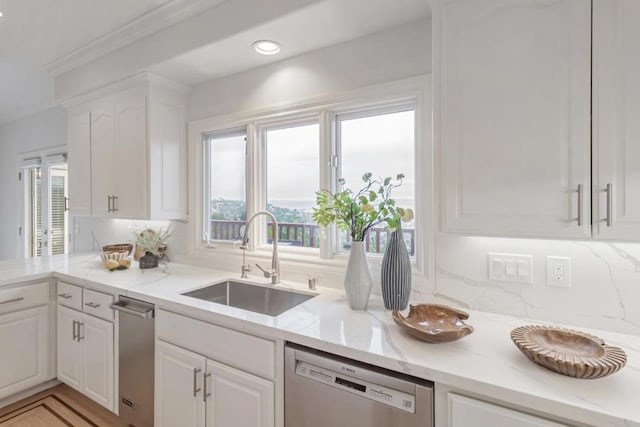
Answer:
246, 122, 264, 252
319, 110, 335, 260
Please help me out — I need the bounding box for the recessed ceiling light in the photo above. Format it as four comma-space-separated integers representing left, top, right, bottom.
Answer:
0, 11, 3, 17
252, 40, 281, 55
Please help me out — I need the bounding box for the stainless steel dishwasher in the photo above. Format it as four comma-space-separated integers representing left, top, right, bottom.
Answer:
285, 344, 434, 427
110, 296, 155, 427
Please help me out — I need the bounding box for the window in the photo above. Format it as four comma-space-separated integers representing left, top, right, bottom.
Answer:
203, 130, 247, 242
198, 96, 420, 261
337, 108, 416, 256
21, 154, 69, 258
264, 122, 320, 248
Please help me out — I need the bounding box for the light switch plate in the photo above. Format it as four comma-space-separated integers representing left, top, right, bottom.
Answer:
546, 256, 571, 287
488, 253, 533, 283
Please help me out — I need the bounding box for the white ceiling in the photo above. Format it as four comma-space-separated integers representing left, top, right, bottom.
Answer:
151, 0, 432, 85
0, 0, 431, 126
0, 0, 170, 124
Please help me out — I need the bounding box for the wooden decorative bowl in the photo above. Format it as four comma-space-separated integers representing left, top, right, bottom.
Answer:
102, 244, 133, 256
511, 325, 627, 379
392, 304, 474, 343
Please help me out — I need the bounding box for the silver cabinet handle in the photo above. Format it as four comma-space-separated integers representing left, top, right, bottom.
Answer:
72, 320, 78, 341
113, 196, 119, 213
606, 183, 613, 227
193, 368, 202, 397
85, 302, 101, 309
110, 301, 154, 319
107, 195, 112, 213
58, 293, 72, 299
576, 184, 584, 226
203, 372, 212, 402
77, 322, 85, 341
0, 297, 24, 305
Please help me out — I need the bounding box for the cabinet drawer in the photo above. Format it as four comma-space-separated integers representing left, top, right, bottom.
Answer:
83, 289, 114, 322
57, 282, 83, 310
0, 282, 49, 316
157, 309, 276, 380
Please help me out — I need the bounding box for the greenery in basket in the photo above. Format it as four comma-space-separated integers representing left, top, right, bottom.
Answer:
134, 226, 173, 256
313, 173, 414, 242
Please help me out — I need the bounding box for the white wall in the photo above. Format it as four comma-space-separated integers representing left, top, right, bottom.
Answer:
0, 107, 67, 260
188, 19, 431, 120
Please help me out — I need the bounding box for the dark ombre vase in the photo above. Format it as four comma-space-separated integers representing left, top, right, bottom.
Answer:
381, 225, 411, 310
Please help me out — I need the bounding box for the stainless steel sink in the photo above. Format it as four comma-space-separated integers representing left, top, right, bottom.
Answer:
181, 280, 315, 316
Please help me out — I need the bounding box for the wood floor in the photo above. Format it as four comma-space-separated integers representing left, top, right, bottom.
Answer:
0, 384, 128, 426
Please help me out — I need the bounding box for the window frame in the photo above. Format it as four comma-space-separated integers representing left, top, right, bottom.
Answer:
333, 101, 418, 258
188, 76, 432, 279
202, 127, 248, 245
254, 114, 322, 256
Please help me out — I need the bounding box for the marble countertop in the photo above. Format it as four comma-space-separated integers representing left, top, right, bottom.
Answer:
1, 253, 638, 427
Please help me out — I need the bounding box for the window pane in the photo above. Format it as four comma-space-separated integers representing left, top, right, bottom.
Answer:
339, 109, 415, 256
205, 133, 246, 242
50, 166, 68, 255
266, 123, 320, 248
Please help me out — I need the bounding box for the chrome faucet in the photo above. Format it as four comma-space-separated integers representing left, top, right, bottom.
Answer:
240, 210, 280, 284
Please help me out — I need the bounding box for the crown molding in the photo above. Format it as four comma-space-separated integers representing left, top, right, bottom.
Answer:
59, 72, 189, 108
46, 0, 224, 77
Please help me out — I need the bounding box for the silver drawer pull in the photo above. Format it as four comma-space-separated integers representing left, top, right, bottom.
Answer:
72, 320, 78, 340
58, 293, 72, 299
0, 297, 24, 305
606, 183, 613, 227
576, 184, 584, 226
85, 302, 101, 309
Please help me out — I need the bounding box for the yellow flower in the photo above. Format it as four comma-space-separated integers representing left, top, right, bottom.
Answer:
402, 208, 414, 222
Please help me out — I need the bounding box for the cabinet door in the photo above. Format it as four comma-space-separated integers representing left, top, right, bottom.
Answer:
449, 394, 569, 427
114, 94, 147, 219
91, 105, 117, 216
0, 306, 49, 400
57, 305, 82, 391
156, 341, 206, 427
205, 359, 274, 427
67, 111, 92, 216
433, 0, 591, 238
81, 314, 114, 410
592, 0, 640, 240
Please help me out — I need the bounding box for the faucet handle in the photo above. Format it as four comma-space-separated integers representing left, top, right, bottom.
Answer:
255, 263, 273, 279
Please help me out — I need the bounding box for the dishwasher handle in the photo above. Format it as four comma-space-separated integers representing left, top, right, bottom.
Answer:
110, 300, 154, 319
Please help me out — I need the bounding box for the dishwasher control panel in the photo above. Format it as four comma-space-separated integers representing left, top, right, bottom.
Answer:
296, 361, 416, 413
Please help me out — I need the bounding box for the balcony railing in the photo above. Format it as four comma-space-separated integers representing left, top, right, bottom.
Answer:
210, 220, 415, 256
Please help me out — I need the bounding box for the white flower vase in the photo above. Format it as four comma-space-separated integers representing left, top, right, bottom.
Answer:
344, 241, 373, 310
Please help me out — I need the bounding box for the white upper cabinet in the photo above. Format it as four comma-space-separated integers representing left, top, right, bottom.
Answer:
592, 0, 640, 240
433, 0, 592, 238
66, 74, 187, 220
67, 111, 92, 216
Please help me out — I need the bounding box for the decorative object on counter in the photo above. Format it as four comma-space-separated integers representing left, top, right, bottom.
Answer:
103, 258, 131, 271
510, 325, 627, 379
314, 173, 412, 310
134, 226, 173, 268
392, 304, 474, 343
102, 243, 133, 255
381, 209, 414, 310
100, 251, 128, 263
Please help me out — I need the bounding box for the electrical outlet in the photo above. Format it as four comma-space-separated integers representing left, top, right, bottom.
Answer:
488, 253, 533, 283
546, 256, 571, 287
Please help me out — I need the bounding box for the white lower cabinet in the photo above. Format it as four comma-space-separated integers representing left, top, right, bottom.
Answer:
155, 341, 275, 427
156, 340, 274, 427
0, 306, 49, 400
206, 359, 274, 427
448, 394, 569, 427
156, 340, 206, 427
57, 305, 114, 410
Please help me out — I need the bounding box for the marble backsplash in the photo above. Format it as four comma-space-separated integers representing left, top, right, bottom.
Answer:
433, 234, 640, 336
73, 216, 640, 336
